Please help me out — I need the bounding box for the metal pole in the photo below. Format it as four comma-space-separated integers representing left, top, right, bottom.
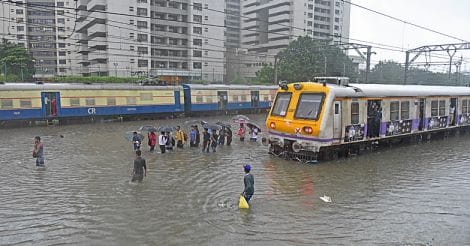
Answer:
404, 51, 409, 84
3, 62, 6, 82
274, 55, 278, 84
365, 46, 371, 83
21, 65, 24, 81
324, 56, 327, 76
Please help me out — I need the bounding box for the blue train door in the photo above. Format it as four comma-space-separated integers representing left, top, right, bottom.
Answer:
41, 92, 60, 118
217, 91, 227, 110
251, 91, 259, 108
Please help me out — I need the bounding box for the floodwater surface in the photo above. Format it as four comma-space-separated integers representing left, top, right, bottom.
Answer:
0, 114, 469, 245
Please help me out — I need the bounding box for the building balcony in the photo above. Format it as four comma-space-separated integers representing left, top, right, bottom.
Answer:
88, 51, 108, 62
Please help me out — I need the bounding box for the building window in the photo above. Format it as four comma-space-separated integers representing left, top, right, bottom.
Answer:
57, 2, 64, 7
390, 101, 399, 121
137, 34, 148, 42
439, 100, 446, 116
137, 8, 148, 16
193, 15, 202, 23
16, 9, 23, 14
401, 101, 410, 120
431, 100, 438, 117
137, 47, 148, 54
107, 97, 116, 106
1, 99, 13, 109
59, 60, 66, 64
138, 59, 148, 67
57, 18, 65, 24
85, 98, 95, 106
70, 98, 80, 106
16, 26, 24, 31
193, 39, 202, 46
193, 62, 202, 69
193, 3, 202, 11
351, 102, 359, 124
193, 26, 202, 34
137, 21, 148, 29
193, 50, 202, 57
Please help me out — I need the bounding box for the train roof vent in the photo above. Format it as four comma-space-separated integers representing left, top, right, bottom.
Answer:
314, 77, 349, 86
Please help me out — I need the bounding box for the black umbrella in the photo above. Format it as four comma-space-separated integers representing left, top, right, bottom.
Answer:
232, 115, 250, 123
216, 121, 231, 128
247, 122, 262, 132
157, 126, 175, 132
202, 123, 222, 131
124, 131, 145, 141
139, 125, 157, 132
184, 119, 208, 126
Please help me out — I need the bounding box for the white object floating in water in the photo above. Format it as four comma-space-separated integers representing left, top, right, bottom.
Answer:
320, 195, 331, 203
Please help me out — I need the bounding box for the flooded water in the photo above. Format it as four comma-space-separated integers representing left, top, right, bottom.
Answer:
0, 114, 469, 245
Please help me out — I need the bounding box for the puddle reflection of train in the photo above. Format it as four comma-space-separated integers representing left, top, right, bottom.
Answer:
0, 83, 277, 126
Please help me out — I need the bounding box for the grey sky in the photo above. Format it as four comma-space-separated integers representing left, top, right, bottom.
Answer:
349, 0, 470, 72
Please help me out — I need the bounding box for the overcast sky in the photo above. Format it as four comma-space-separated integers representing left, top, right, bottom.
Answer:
349, 0, 470, 72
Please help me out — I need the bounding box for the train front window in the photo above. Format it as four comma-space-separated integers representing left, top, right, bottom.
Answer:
294, 93, 324, 120
271, 92, 291, 116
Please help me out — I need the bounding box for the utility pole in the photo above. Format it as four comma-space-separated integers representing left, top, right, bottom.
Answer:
3, 61, 6, 82
323, 56, 327, 76
365, 46, 372, 83
274, 54, 278, 84
404, 51, 409, 84
446, 48, 456, 79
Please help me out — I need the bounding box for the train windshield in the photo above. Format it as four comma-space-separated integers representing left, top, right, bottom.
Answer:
294, 93, 324, 120
271, 92, 291, 116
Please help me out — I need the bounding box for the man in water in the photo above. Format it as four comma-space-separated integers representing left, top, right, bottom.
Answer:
202, 128, 210, 153
175, 126, 186, 148
33, 136, 45, 167
131, 150, 147, 182
242, 164, 254, 202
158, 131, 167, 153
132, 131, 141, 151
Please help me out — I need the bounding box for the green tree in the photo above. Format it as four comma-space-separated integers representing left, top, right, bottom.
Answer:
255, 36, 358, 83
254, 64, 275, 84
368, 60, 404, 84
0, 39, 36, 81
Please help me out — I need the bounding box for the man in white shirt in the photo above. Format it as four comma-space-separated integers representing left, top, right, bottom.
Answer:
158, 131, 167, 153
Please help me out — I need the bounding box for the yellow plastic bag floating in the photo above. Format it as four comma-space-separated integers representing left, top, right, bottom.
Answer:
239, 195, 250, 209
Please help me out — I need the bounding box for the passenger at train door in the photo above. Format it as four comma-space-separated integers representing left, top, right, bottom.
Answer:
132, 132, 142, 151
373, 106, 382, 138
158, 131, 167, 154
202, 128, 210, 153
237, 123, 246, 141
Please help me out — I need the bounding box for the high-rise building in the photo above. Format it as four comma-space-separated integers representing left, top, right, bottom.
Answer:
75, 0, 225, 83
225, 0, 242, 82
239, 0, 351, 79
0, 0, 78, 78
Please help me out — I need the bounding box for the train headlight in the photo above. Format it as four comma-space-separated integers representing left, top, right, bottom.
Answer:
303, 126, 313, 134
293, 83, 302, 90
269, 122, 276, 129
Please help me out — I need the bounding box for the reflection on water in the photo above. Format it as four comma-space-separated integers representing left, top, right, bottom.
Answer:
1, 114, 469, 245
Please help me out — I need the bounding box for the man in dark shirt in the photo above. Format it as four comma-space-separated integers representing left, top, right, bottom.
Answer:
131, 150, 147, 182
242, 164, 254, 202
202, 128, 210, 153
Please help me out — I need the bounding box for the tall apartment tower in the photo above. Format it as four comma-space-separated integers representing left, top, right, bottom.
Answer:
0, 0, 78, 78
240, 0, 351, 79
225, 0, 242, 82
75, 0, 225, 83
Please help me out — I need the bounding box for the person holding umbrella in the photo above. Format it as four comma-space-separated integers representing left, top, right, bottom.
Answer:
237, 123, 246, 141
210, 130, 218, 152
132, 132, 142, 151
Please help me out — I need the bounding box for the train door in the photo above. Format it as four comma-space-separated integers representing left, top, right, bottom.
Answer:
41, 92, 60, 118
333, 101, 342, 141
217, 91, 227, 110
450, 98, 457, 126
418, 98, 425, 130
367, 100, 381, 138
251, 91, 259, 108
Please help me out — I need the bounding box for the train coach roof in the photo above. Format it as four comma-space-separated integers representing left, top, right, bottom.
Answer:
330, 83, 470, 97
182, 84, 277, 90
0, 83, 182, 90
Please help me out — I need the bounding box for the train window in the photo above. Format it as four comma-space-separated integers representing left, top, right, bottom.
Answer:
264, 96, 269, 102
107, 97, 116, 106
1, 99, 13, 109
70, 98, 80, 107
400, 101, 410, 120
232, 95, 239, 102
127, 97, 137, 105
351, 102, 359, 124
196, 96, 203, 103
431, 100, 438, 117
140, 93, 153, 101
295, 93, 324, 120
439, 100, 446, 116
463, 99, 468, 114
85, 98, 95, 106
241, 95, 247, 102
20, 99, 32, 108
206, 96, 213, 103
334, 103, 339, 114
271, 92, 292, 117
390, 101, 399, 121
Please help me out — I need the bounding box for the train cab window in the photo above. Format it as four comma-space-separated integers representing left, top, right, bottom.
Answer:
70, 98, 80, 107
20, 99, 32, 108
127, 97, 137, 105
196, 96, 203, 103
431, 100, 438, 117
85, 98, 95, 106
295, 93, 324, 120
107, 97, 116, 106
351, 102, 359, 124
271, 92, 292, 117
1, 99, 13, 109
140, 93, 153, 101
439, 100, 446, 116
463, 99, 468, 114
390, 101, 399, 121
400, 101, 410, 120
